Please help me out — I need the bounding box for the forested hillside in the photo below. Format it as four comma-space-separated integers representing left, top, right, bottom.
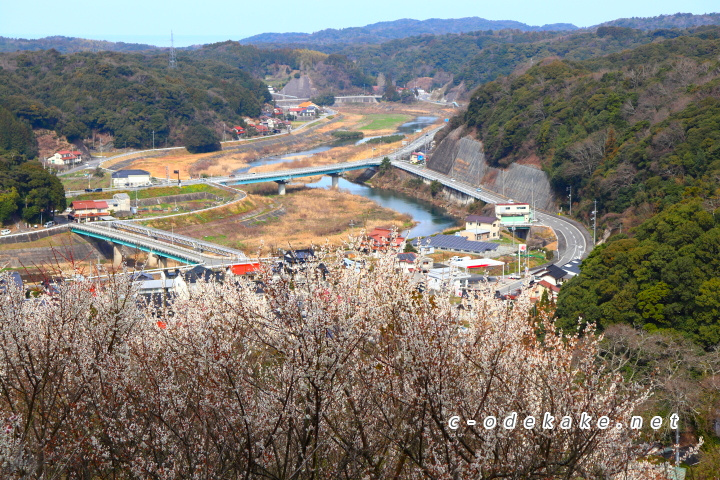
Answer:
185, 27, 695, 99
456, 26, 720, 343
337, 27, 674, 91
190, 42, 375, 92
598, 12, 720, 30
0, 36, 158, 54
0, 49, 270, 149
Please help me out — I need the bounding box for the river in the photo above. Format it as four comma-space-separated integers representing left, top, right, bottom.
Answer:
306, 177, 455, 238
234, 115, 454, 238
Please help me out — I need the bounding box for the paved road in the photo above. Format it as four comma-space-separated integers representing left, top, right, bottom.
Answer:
60, 114, 333, 177
391, 161, 592, 293
58, 119, 591, 285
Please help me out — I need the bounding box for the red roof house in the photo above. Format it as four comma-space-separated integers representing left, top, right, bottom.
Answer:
367, 227, 405, 250
228, 263, 261, 276
70, 200, 109, 222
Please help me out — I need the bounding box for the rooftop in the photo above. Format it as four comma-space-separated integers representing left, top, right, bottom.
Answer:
412, 235, 499, 254
466, 215, 498, 224
112, 169, 150, 178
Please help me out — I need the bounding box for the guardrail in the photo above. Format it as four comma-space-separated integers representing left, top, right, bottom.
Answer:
71, 223, 207, 264
109, 222, 244, 258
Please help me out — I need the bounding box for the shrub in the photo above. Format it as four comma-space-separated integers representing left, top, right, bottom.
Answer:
183, 124, 221, 154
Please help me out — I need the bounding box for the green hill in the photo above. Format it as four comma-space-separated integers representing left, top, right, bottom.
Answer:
454, 26, 720, 344
0, 49, 270, 149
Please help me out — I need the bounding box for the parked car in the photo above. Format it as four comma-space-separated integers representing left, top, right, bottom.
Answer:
43, 221, 55, 228
508, 274, 522, 280
84, 188, 93, 193
93, 188, 103, 192
0, 229, 11, 236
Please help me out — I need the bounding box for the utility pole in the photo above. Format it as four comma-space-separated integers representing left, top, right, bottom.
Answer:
152, 130, 155, 150
592, 199, 597, 245
531, 177, 535, 222
567, 186, 572, 216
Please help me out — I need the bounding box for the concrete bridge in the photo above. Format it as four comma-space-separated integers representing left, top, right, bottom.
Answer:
71, 222, 247, 268
64, 123, 590, 275
334, 95, 382, 104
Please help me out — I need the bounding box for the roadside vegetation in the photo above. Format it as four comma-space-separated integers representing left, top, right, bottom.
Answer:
70, 183, 234, 202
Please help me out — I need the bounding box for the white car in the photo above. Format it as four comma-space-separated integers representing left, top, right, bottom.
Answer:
0, 229, 11, 236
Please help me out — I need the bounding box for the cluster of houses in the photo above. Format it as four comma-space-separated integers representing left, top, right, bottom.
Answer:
528, 260, 582, 303
287, 101, 320, 118
231, 102, 322, 139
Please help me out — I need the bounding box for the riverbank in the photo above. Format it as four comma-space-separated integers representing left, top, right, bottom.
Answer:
143, 186, 414, 256
354, 167, 488, 225
102, 102, 453, 180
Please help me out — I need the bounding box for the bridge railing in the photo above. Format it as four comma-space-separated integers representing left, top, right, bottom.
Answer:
72, 223, 206, 264
109, 222, 243, 258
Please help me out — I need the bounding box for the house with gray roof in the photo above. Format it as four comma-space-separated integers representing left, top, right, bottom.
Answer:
111, 169, 151, 188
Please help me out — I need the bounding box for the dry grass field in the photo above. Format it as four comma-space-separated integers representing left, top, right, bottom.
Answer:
147, 187, 413, 256
102, 103, 453, 180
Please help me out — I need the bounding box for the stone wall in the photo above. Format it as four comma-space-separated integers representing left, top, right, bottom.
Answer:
0, 225, 69, 246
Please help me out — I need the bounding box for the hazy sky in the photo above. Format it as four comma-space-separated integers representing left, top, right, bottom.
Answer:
2, 0, 718, 47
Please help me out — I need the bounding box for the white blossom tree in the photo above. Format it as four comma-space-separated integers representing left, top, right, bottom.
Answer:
0, 247, 673, 479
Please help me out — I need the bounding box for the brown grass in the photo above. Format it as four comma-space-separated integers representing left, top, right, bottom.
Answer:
0, 232, 75, 251
106, 102, 454, 179
170, 188, 413, 256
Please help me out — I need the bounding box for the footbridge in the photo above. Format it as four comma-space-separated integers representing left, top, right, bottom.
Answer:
71, 222, 247, 267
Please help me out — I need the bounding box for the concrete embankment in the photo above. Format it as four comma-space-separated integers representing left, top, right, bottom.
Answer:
0, 230, 113, 269
428, 128, 556, 211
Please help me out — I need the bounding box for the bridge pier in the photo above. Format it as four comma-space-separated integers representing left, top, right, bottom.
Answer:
275, 180, 288, 195
330, 173, 342, 189
113, 244, 123, 268
147, 252, 159, 269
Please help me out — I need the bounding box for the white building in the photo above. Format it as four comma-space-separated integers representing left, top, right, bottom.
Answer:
107, 193, 131, 212
494, 202, 532, 225
48, 150, 82, 166
111, 169, 152, 188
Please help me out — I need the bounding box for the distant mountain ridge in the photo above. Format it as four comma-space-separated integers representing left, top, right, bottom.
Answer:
0, 36, 159, 54
596, 12, 720, 30
240, 17, 578, 46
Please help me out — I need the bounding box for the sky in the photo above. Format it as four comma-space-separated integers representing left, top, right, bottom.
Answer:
1, 0, 718, 47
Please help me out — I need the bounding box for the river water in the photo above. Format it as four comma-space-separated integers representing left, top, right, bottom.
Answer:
306, 177, 455, 238
234, 115, 454, 238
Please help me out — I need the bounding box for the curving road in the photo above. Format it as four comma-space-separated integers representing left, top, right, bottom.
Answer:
59, 121, 592, 282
